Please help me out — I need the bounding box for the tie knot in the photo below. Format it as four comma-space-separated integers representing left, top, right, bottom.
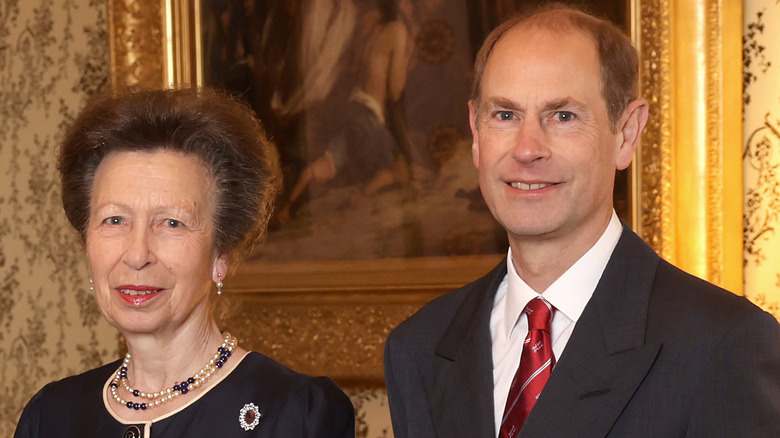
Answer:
524, 298, 552, 331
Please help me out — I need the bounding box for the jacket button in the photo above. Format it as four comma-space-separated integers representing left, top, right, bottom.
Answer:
122, 425, 142, 438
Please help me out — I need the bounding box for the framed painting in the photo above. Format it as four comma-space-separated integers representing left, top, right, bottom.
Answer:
111, 0, 632, 289
108, 0, 743, 383
200, 0, 510, 264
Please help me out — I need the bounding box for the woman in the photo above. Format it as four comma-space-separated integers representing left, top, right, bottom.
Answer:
14, 88, 355, 437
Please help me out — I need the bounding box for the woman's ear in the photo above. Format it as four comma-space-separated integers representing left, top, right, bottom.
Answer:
212, 254, 228, 283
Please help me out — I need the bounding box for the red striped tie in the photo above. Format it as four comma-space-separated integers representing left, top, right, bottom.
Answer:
500, 298, 555, 438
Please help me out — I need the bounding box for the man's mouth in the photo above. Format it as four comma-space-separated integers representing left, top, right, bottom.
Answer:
510, 182, 553, 190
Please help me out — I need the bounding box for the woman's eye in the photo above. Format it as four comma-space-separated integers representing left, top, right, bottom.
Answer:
104, 216, 123, 225
165, 219, 183, 228
555, 111, 576, 122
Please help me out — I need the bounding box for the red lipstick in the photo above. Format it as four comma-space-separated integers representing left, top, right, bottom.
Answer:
116, 285, 162, 306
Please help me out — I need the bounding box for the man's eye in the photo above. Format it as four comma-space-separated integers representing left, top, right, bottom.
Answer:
497, 111, 514, 121
555, 111, 575, 122
104, 216, 123, 225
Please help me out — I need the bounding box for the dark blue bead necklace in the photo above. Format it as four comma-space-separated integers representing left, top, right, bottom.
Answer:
109, 332, 237, 410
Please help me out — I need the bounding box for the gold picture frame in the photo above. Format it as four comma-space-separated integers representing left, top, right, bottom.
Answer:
108, 0, 743, 384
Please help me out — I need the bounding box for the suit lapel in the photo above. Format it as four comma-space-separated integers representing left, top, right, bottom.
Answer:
520, 227, 663, 437
428, 261, 507, 438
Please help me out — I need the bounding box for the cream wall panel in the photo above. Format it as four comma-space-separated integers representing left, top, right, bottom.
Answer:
743, 0, 780, 318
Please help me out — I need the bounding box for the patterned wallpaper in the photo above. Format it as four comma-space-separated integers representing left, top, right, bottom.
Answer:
0, 0, 117, 436
2, 0, 777, 437
0, 1, 392, 436
744, 0, 780, 319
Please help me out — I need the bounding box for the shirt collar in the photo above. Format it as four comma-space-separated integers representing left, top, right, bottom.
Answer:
504, 211, 623, 337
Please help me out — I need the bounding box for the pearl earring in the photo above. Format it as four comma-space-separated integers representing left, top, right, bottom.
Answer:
216, 274, 223, 296
89, 278, 94, 292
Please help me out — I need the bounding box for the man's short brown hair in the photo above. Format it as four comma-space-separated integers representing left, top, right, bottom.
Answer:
471, 3, 639, 131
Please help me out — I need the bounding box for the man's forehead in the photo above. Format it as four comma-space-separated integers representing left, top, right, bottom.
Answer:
476, 25, 605, 113
484, 25, 599, 79
498, 22, 596, 54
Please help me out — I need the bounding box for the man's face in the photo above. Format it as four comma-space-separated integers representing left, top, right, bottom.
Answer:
469, 25, 638, 250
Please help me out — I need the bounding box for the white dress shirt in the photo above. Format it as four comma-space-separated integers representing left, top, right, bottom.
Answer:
490, 212, 623, 435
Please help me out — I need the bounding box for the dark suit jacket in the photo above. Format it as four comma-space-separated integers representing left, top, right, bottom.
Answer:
385, 226, 780, 437
15, 352, 355, 437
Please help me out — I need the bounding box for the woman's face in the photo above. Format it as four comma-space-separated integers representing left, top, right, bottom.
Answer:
86, 150, 226, 336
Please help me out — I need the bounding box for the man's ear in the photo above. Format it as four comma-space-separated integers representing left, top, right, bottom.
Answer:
615, 98, 648, 170
469, 99, 480, 168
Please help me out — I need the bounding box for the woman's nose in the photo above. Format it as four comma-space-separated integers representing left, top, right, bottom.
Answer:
123, 227, 156, 269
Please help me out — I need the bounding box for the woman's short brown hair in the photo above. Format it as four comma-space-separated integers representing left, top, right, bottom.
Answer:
471, 3, 639, 132
58, 87, 280, 262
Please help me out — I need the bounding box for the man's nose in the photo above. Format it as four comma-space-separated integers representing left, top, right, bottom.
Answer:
511, 118, 551, 164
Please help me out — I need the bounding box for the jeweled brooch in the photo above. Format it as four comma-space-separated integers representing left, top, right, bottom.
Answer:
239, 402, 262, 431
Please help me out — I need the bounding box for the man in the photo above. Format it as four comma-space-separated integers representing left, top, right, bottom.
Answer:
384, 4, 780, 438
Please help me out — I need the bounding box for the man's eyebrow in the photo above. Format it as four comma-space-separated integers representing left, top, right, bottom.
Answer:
481, 96, 587, 113
481, 97, 523, 111
542, 97, 586, 111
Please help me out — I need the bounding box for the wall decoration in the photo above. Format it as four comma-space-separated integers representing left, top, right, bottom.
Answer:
743, 1, 780, 320
0, 1, 117, 435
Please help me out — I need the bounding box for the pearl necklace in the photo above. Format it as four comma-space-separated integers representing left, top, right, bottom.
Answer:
109, 332, 237, 410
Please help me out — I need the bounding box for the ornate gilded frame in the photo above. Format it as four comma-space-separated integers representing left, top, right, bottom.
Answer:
108, 0, 744, 383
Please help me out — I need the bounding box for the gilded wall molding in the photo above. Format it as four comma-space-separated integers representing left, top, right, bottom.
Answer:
108, 0, 744, 382
666, 0, 743, 292
715, 0, 745, 292
218, 290, 441, 384
636, 0, 742, 292
108, 0, 164, 89
636, 0, 673, 257
705, 0, 725, 286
